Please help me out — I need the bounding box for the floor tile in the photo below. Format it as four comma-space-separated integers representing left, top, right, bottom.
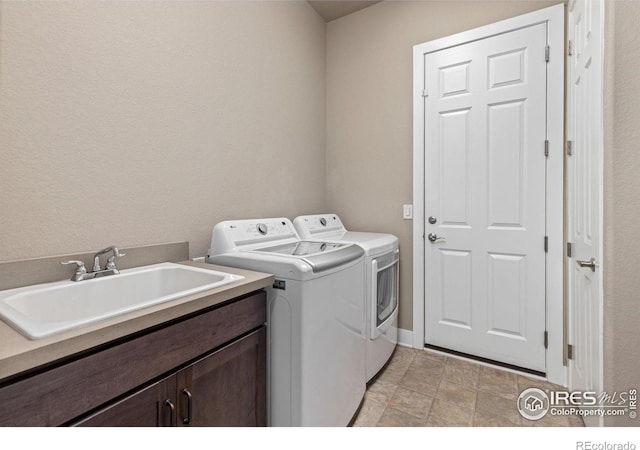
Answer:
376, 407, 427, 427
475, 390, 522, 425
376, 362, 410, 385
409, 353, 446, 377
375, 348, 414, 384
392, 346, 417, 362
352, 396, 386, 427
383, 350, 413, 371
415, 350, 447, 364
442, 358, 480, 389
425, 397, 473, 426
517, 375, 566, 394
477, 366, 519, 401
435, 380, 477, 410
365, 378, 397, 406
473, 409, 521, 427
412, 351, 447, 373
399, 364, 441, 397
352, 347, 584, 428
387, 386, 434, 419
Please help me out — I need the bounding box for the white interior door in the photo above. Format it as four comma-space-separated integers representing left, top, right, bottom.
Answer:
423, 23, 549, 372
567, 0, 603, 427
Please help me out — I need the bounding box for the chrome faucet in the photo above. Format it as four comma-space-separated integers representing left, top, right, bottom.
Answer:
61, 245, 126, 282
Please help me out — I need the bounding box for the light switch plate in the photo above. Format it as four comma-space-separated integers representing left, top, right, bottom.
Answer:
403, 204, 413, 220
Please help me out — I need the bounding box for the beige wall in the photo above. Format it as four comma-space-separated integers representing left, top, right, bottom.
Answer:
0, 0, 326, 261
3, 1, 638, 420
603, 0, 640, 427
326, 1, 560, 330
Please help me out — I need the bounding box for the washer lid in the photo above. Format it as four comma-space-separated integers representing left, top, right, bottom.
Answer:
255, 241, 344, 256
253, 241, 364, 273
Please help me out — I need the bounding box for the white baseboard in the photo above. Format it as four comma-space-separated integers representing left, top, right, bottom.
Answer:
398, 328, 414, 348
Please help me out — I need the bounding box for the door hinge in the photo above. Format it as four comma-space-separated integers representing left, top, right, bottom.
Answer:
544, 140, 549, 157
545, 45, 550, 62
422, 89, 429, 98
566, 140, 573, 156
544, 236, 548, 253
568, 40, 573, 57
544, 331, 548, 349
567, 242, 572, 258
567, 344, 574, 360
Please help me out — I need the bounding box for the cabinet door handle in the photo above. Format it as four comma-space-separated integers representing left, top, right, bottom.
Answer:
182, 388, 193, 425
164, 399, 175, 427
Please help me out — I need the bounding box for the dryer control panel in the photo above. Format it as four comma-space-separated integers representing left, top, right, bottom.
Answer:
293, 214, 345, 238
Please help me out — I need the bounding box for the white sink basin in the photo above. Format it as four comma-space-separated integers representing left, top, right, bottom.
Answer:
0, 263, 244, 340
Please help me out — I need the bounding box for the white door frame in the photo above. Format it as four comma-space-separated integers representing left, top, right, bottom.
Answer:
412, 4, 565, 385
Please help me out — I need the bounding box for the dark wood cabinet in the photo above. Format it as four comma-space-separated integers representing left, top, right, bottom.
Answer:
177, 327, 266, 427
0, 291, 266, 427
75, 376, 177, 427
75, 328, 266, 427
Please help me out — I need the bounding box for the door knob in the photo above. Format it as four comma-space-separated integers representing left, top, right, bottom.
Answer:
576, 257, 597, 272
427, 233, 445, 243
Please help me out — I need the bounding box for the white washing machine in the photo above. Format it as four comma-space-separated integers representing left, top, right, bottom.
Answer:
293, 214, 399, 382
206, 218, 365, 427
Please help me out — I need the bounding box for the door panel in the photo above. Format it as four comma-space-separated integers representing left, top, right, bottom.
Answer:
567, 0, 603, 426
488, 100, 525, 228
177, 327, 266, 427
424, 23, 548, 372
74, 376, 177, 427
440, 109, 471, 226
440, 249, 472, 328
487, 252, 526, 339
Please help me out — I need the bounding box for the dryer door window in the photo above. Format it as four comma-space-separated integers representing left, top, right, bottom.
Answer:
373, 251, 399, 331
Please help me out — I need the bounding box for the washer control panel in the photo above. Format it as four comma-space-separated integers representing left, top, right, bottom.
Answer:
225, 218, 297, 244
210, 218, 300, 255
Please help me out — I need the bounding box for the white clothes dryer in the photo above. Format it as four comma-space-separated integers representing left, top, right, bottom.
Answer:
293, 214, 399, 382
206, 218, 365, 426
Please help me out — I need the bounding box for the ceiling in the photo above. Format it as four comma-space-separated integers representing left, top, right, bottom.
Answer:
307, 1, 382, 22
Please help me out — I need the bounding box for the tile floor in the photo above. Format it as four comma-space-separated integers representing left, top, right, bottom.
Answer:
353, 346, 584, 427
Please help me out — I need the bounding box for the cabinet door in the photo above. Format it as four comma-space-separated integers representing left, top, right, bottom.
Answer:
177, 327, 266, 427
74, 376, 177, 427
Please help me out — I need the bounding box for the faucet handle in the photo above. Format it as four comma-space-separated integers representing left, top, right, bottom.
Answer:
93, 246, 126, 272
61, 260, 87, 274
105, 249, 126, 270
60, 259, 87, 271
105, 255, 124, 270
